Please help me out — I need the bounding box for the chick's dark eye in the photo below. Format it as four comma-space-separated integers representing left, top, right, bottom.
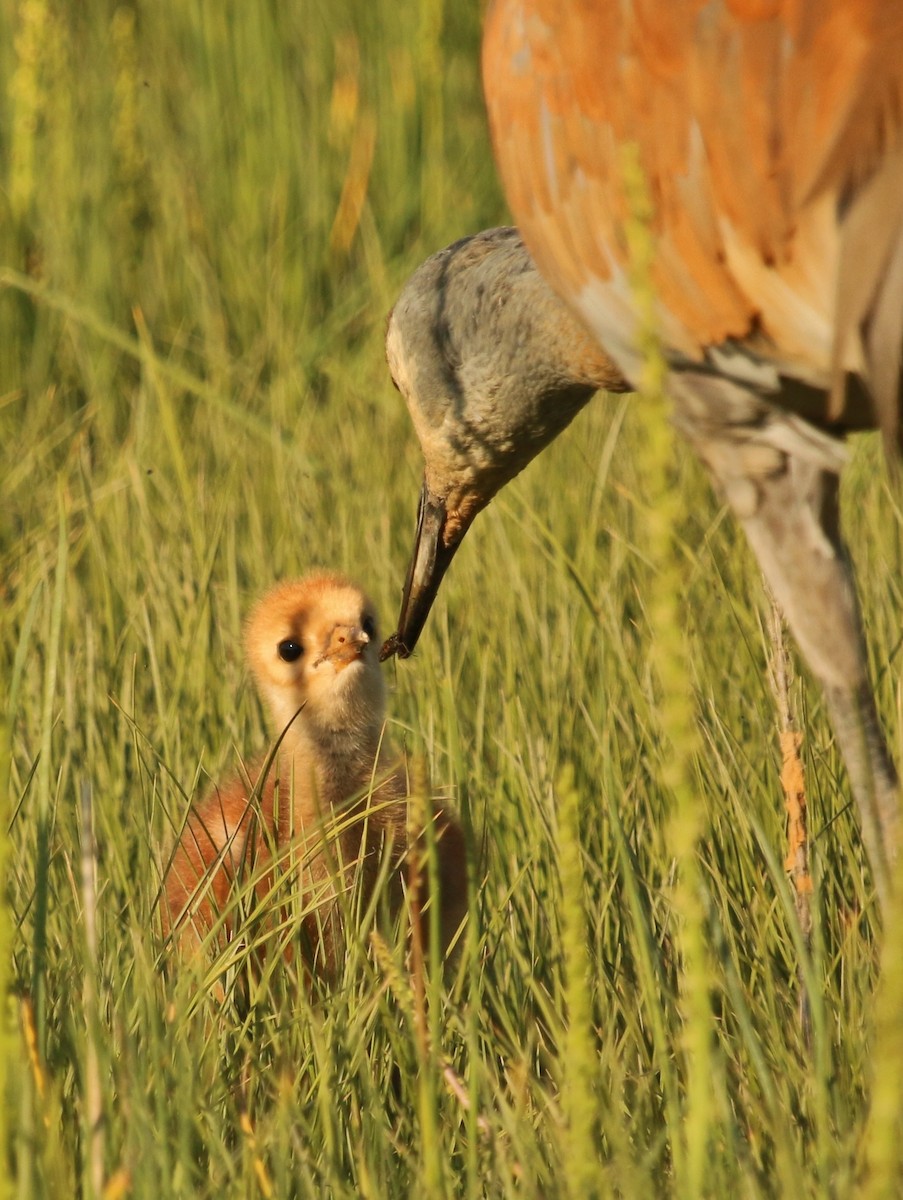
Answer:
277, 639, 303, 663
362, 614, 377, 640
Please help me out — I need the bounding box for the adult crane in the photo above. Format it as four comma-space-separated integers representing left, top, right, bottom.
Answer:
382, 2, 903, 900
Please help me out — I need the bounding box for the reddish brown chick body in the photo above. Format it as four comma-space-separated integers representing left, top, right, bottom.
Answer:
162, 571, 466, 981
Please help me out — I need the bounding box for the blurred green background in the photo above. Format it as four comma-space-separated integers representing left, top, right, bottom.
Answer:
2, 0, 903, 1195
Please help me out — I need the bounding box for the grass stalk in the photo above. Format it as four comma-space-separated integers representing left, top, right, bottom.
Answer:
79, 780, 104, 1199
860, 845, 903, 1197
407, 758, 445, 1199
622, 141, 714, 1197
0, 727, 14, 1200
556, 767, 601, 1200
32, 493, 68, 1058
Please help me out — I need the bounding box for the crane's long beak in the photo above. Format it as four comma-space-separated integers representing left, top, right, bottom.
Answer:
380, 479, 468, 661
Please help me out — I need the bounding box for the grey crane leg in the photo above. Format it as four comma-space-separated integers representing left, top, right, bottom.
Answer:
672, 372, 899, 906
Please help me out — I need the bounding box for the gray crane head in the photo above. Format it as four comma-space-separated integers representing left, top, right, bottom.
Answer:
380, 228, 628, 660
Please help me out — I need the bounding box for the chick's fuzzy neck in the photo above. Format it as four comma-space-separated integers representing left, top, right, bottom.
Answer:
266, 688, 392, 812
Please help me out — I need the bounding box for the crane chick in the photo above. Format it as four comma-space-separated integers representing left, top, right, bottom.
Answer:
161, 571, 466, 982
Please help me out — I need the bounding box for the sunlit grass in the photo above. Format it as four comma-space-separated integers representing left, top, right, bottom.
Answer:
3, 0, 903, 1195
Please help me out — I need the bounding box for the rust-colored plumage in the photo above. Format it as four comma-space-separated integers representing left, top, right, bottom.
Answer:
483, 0, 903, 447
161, 572, 466, 981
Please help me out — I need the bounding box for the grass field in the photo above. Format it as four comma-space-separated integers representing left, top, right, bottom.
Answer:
3, 1, 903, 1196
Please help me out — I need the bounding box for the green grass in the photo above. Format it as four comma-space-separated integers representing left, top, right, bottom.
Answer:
3, 0, 903, 1195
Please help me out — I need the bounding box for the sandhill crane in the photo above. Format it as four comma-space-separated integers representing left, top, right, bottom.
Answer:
381, 225, 629, 655
162, 572, 466, 980
381, 3, 902, 901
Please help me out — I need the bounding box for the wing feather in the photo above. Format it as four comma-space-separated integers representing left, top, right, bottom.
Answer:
483, 0, 903, 443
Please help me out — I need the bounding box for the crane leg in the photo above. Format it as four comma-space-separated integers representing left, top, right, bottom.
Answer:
672, 371, 900, 906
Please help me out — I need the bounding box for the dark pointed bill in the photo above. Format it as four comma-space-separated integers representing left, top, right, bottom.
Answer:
380, 480, 466, 661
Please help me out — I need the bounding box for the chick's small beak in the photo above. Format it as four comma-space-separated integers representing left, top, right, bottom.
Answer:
320, 623, 369, 668
380, 478, 469, 661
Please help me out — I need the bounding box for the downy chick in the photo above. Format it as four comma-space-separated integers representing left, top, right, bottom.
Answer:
162, 571, 466, 981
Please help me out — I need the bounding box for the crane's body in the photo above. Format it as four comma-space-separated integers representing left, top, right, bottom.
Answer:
483, 0, 903, 450
384, 2, 902, 901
